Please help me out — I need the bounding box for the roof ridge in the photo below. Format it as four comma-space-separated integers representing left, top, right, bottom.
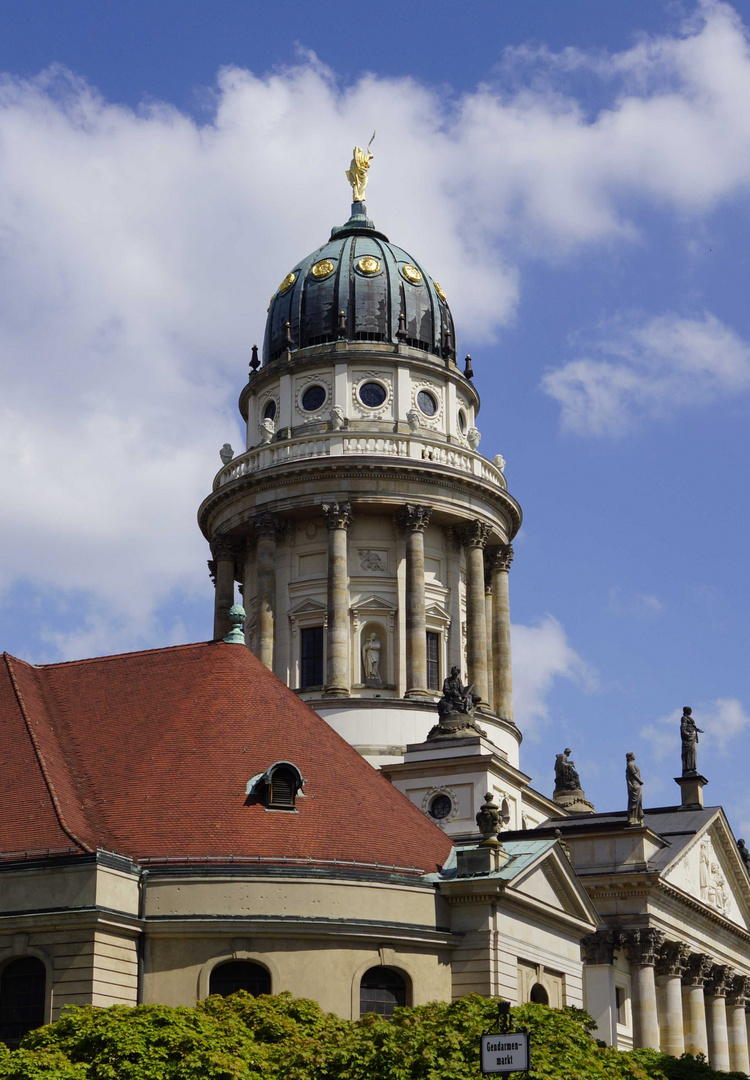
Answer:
3, 654, 93, 855
5, 639, 216, 672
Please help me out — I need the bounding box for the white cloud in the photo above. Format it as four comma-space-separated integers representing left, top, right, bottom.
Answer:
542, 312, 750, 434
3, 3, 750, 651
511, 615, 597, 737
607, 586, 665, 616
641, 697, 750, 762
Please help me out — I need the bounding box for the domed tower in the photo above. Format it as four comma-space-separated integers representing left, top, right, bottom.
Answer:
198, 151, 522, 782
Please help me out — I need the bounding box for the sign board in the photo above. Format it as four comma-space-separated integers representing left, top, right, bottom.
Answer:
480, 1031, 530, 1074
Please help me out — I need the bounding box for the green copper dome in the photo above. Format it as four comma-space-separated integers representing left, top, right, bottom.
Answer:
263, 202, 456, 365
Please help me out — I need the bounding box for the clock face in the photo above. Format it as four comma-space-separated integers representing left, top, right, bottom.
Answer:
357, 256, 380, 275
401, 263, 423, 285
278, 272, 296, 294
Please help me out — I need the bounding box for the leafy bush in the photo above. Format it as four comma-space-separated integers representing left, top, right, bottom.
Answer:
0, 993, 746, 1080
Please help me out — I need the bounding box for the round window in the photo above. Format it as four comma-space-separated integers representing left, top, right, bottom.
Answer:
429, 794, 452, 820
457, 409, 466, 434
417, 390, 438, 417
263, 400, 277, 422
358, 381, 387, 409
301, 385, 327, 412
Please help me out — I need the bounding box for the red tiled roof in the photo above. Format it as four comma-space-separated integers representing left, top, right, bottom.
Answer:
0, 643, 452, 875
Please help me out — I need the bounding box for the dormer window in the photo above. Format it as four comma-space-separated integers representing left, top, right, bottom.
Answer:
247, 761, 305, 811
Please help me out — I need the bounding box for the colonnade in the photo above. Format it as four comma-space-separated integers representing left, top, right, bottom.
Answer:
209, 502, 514, 714
583, 928, 750, 1072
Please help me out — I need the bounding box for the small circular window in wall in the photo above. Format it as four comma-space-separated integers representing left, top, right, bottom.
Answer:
358, 381, 387, 409
457, 409, 467, 434
301, 385, 327, 412
263, 400, 277, 422
429, 793, 453, 820
417, 389, 438, 417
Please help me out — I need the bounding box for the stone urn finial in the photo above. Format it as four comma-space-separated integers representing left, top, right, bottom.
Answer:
220, 443, 234, 465
476, 792, 502, 845
260, 417, 275, 444
224, 604, 246, 644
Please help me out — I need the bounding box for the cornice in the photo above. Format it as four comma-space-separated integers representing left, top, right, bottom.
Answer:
198, 460, 522, 539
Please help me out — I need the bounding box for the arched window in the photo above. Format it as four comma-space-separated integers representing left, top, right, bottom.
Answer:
0, 957, 46, 1048
360, 966, 407, 1018
530, 982, 549, 1005
209, 960, 271, 998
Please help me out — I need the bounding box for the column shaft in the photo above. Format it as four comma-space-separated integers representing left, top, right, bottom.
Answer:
213, 559, 235, 641
464, 522, 491, 706
323, 502, 352, 697
706, 995, 730, 1071
255, 522, 278, 671
682, 985, 709, 1057
398, 506, 432, 697
656, 974, 685, 1056
727, 1003, 750, 1074
490, 546, 514, 721
484, 585, 494, 712
632, 964, 660, 1050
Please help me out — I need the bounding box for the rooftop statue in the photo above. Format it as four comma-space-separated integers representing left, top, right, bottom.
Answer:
680, 706, 704, 776
554, 748, 581, 793
346, 134, 375, 202
626, 752, 644, 827
426, 665, 486, 741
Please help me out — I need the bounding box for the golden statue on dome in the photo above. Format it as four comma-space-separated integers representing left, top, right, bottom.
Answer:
346, 132, 375, 201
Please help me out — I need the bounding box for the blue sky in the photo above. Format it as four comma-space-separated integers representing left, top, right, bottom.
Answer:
1, 1, 750, 828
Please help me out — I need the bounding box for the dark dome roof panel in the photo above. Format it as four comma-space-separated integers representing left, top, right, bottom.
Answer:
262, 207, 456, 363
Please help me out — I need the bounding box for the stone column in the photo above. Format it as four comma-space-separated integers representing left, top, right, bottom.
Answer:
488, 544, 514, 721
322, 502, 353, 697
705, 965, 733, 1072
682, 953, 712, 1058
396, 505, 432, 698
626, 929, 664, 1050
484, 580, 494, 712
462, 520, 491, 707
209, 535, 238, 641
254, 513, 281, 670
581, 930, 620, 1045
655, 941, 690, 1056
726, 976, 750, 1074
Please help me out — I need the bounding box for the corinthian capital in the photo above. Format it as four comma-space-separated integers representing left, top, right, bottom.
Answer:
487, 544, 514, 573
210, 534, 241, 562
624, 928, 664, 966
581, 929, 620, 966
728, 974, 750, 1006
706, 964, 735, 998
460, 520, 492, 550
682, 952, 713, 987
395, 504, 433, 533
656, 941, 691, 977
322, 501, 353, 531
253, 511, 285, 541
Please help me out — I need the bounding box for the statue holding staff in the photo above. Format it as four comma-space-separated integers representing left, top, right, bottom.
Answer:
346, 133, 376, 202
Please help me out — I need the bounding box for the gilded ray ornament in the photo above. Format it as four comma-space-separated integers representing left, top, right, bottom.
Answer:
311, 259, 335, 279
357, 255, 380, 275
402, 264, 423, 284
278, 272, 296, 294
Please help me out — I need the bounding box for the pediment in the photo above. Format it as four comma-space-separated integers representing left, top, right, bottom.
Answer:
288, 598, 327, 616
662, 814, 750, 930
352, 595, 397, 613
507, 846, 599, 927
425, 601, 451, 627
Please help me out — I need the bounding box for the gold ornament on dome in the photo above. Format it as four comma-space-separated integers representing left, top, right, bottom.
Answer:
357, 255, 380, 275
434, 281, 447, 302
278, 272, 296, 294
402, 263, 423, 285
311, 259, 335, 279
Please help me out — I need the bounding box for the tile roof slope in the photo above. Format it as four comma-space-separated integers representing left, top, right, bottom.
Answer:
1, 643, 453, 875
0, 654, 93, 857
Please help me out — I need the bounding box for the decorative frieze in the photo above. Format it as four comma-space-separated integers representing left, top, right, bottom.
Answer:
624, 927, 665, 966
683, 953, 714, 987
322, 501, 353, 532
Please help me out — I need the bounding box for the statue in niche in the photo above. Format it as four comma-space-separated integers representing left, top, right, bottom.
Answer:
362, 632, 382, 687
680, 706, 704, 775
554, 748, 582, 793
626, 752, 644, 826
